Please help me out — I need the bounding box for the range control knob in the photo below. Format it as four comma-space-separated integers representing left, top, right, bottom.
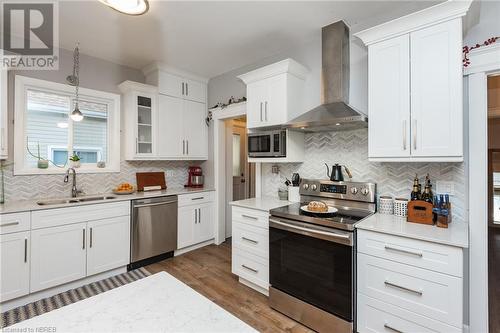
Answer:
350, 187, 358, 195
311, 184, 317, 191
361, 187, 370, 196
303, 184, 309, 190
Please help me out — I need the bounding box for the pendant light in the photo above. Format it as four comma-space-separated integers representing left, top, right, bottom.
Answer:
67, 43, 83, 122
99, 0, 149, 15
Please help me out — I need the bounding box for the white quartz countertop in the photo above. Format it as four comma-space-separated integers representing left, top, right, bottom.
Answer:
229, 196, 290, 212
0, 187, 214, 214
356, 213, 469, 248
6, 272, 256, 332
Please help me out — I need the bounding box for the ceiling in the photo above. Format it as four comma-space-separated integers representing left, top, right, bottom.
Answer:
58, 1, 442, 78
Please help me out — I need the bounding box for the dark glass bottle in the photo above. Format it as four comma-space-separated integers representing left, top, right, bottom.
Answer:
425, 174, 434, 199
422, 185, 433, 204
411, 174, 421, 201
432, 195, 440, 223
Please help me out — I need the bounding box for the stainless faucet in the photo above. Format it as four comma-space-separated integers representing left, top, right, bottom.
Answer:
64, 168, 82, 198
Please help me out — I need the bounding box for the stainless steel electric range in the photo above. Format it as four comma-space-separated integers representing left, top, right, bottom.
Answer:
269, 179, 376, 333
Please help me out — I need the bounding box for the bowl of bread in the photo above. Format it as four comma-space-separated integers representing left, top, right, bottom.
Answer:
113, 183, 135, 195
301, 201, 338, 214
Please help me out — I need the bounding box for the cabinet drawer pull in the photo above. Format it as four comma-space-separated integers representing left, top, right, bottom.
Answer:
384, 323, 404, 333
24, 238, 27, 263
191, 197, 204, 201
241, 264, 258, 273
0, 221, 20, 227
90, 228, 93, 248
82, 229, 86, 250
241, 214, 258, 220
384, 245, 423, 257
384, 281, 423, 296
242, 237, 258, 244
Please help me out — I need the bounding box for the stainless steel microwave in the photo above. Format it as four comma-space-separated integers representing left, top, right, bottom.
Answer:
248, 130, 286, 158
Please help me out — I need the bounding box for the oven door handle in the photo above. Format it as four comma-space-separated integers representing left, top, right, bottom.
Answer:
269, 219, 353, 246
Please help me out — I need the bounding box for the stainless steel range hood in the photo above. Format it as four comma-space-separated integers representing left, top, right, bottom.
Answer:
285, 21, 367, 132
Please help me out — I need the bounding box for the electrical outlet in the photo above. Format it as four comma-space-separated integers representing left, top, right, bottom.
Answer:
436, 181, 455, 196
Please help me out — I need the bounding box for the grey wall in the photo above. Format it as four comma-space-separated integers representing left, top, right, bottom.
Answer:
3, 48, 192, 202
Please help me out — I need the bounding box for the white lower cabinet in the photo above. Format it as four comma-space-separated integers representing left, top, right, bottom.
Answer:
0, 231, 30, 302
87, 216, 130, 276
356, 229, 464, 332
177, 192, 215, 250
30, 222, 88, 293
231, 206, 269, 294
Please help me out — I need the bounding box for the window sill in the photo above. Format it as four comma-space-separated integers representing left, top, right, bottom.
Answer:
13, 165, 120, 176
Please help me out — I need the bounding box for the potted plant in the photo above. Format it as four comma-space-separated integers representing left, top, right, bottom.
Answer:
69, 153, 81, 168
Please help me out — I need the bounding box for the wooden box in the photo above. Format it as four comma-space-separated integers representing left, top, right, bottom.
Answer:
407, 200, 434, 225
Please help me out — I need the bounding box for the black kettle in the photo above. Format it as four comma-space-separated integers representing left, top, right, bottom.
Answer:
325, 163, 353, 182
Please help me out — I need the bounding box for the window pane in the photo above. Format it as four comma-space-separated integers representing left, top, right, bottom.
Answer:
25, 89, 70, 168
233, 134, 241, 177
73, 99, 108, 164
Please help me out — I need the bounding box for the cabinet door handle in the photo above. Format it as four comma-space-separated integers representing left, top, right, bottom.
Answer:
413, 119, 417, 150
186, 83, 188, 96
1, 128, 5, 150
241, 264, 258, 273
265, 101, 268, 121
198, 208, 201, 223
402, 120, 407, 151
183, 140, 185, 155
90, 227, 93, 248
241, 214, 257, 220
260, 102, 263, 122
384, 280, 423, 296
0, 221, 19, 227
136, 138, 138, 154
182, 82, 185, 96
384, 245, 422, 257
195, 209, 198, 224
82, 228, 86, 250
24, 238, 27, 263
242, 237, 258, 245
186, 140, 189, 155
384, 323, 404, 333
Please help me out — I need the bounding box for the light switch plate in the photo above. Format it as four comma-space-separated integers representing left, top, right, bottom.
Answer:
436, 181, 455, 196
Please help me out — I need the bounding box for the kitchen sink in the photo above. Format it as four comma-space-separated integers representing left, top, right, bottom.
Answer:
37, 196, 117, 206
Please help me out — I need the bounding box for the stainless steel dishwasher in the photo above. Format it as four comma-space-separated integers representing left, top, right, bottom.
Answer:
129, 196, 177, 270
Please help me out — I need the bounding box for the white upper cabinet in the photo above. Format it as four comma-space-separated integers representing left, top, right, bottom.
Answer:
0, 70, 8, 159
238, 59, 309, 129
157, 94, 184, 158
368, 35, 410, 158
355, 1, 471, 162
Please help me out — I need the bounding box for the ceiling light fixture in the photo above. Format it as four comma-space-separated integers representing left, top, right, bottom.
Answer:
67, 43, 84, 122
99, 0, 149, 15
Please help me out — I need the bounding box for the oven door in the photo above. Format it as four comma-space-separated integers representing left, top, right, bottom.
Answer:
248, 133, 272, 157
269, 217, 354, 322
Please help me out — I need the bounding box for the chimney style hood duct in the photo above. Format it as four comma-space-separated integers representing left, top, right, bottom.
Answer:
285, 20, 367, 132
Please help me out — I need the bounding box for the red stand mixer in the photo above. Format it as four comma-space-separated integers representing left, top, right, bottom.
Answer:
185, 166, 204, 188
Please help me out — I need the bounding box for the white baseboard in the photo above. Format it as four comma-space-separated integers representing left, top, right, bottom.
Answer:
239, 277, 269, 296
0, 267, 127, 312
174, 239, 214, 256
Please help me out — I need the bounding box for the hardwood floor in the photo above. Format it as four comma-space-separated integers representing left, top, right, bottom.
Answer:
489, 227, 500, 332
146, 241, 313, 333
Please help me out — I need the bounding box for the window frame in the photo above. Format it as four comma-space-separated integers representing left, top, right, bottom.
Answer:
14, 75, 121, 175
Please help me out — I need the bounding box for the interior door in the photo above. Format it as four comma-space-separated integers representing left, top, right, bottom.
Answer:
87, 216, 130, 276
183, 100, 207, 158
30, 222, 87, 292
368, 34, 411, 158
0, 231, 30, 302
158, 94, 184, 157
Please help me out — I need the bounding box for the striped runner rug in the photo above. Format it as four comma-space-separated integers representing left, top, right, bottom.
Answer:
1, 267, 151, 328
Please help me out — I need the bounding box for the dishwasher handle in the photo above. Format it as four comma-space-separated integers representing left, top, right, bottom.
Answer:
134, 201, 176, 208
133, 197, 178, 208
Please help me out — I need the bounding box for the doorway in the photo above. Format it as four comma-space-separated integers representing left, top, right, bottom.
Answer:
225, 117, 255, 238
487, 74, 500, 332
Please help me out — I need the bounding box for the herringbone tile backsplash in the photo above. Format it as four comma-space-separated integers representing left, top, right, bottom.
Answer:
2, 160, 192, 202
262, 129, 466, 222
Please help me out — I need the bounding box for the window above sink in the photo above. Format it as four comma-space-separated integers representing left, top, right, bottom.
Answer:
14, 76, 121, 175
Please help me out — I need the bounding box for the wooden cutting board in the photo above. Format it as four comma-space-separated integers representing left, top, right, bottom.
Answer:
136, 172, 167, 191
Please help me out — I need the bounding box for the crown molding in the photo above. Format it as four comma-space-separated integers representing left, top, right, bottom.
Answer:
142, 62, 209, 84
237, 58, 309, 84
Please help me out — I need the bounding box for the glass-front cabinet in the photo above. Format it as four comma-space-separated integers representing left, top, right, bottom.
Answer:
136, 96, 153, 155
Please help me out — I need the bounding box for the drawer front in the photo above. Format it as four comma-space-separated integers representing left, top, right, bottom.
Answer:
32, 201, 130, 230
232, 207, 269, 229
0, 212, 30, 234
178, 191, 214, 207
232, 249, 268, 290
357, 293, 462, 333
233, 221, 268, 259
358, 253, 462, 328
357, 230, 463, 277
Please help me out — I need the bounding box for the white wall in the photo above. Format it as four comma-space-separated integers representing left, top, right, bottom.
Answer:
464, 0, 500, 47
